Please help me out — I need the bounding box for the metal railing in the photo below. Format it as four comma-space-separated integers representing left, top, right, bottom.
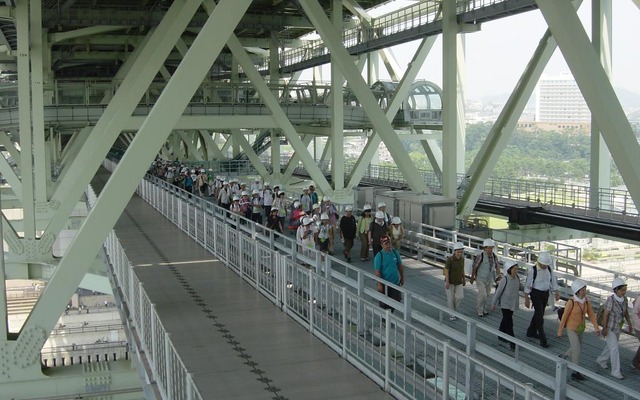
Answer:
109, 163, 640, 400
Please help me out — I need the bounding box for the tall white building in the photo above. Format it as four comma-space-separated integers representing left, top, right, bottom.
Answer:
535, 75, 591, 123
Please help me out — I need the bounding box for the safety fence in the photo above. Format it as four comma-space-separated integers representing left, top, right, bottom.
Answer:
93, 165, 630, 400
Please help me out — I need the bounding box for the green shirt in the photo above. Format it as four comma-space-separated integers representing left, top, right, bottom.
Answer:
445, 256, 465, 285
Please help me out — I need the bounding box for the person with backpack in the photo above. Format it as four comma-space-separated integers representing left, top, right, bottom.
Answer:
524, 251, 559, 349
470, 238, 502, 317
596, 278, 633, 379
374, 235, 404, 312
491, 260, 520, 350
557, 280, 600, 381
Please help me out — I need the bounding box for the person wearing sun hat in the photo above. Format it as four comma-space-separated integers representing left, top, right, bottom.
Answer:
557, 279, 600, 381
596, 277, 633, 379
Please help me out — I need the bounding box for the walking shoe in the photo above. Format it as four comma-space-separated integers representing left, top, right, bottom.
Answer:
449, 315, 457, 321
611, 373, 624, 380
598, 361, 608, 369
483, 312, 490, 316
540, 342, 550, 348
526, 333, 539, 339
571, 372, 585, 381
558, 354, 568, 360
477, 313, 484, 317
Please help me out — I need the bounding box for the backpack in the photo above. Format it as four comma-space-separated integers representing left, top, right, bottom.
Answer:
557, 299, 572, 320
531, 264, 553, 286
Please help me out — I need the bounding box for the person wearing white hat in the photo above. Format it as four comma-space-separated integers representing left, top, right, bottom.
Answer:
377, 201, 391, 225
250, 189, 263, 224
272, 190, 288, 229
369, 210, 389, 259
323, 196, 339, 230
262, 182, 273, 216
596, 278, 632, 379
389, 216, 404, 249
296, 216, 316, 256
470, 238, 502, 318
317, 213, 334, 256
339, 206, 357, 262
300, 187, 312, 213
196, 169, 208, 197
557, 279, 600, 381
524, 251, 559, 348
358, 204, 373, 261
491, 260, 521, 350
288, 201, 304, 233
444, 242, 466, 320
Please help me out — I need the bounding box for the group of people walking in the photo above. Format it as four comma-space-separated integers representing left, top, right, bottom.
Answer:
445, 239, 637, 382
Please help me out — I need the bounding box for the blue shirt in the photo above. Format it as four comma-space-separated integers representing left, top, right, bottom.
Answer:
374, 249, 401, 285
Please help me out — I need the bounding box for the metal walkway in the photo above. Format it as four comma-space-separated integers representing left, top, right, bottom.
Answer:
109, 174, 392, 400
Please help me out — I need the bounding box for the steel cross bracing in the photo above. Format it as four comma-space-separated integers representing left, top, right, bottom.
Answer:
1, 0, 639, 398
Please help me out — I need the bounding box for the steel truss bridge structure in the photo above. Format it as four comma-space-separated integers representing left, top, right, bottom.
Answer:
1, 0, 639, 399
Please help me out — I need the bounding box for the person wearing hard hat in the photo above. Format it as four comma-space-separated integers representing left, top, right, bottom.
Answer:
296, 217, 316, 257
596, 278, 633, 380
358, 204, 373, 261
388, 216, 404, 249
369, 210, 389, 259
377, 202, 392, 226
250, 189, 263, 224
317, 213, 334, 256
524, 251, 559, 349
470, 238, 502, 318
491, 260, 521, 350
339, 206, 357, 263
444, 242, 466, 321
557, 279, 600, 381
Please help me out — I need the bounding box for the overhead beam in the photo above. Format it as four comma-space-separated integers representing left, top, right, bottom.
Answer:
49, 26, 130, 44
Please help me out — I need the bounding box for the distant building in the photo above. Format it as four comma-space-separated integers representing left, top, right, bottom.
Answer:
535, 75, 591, 123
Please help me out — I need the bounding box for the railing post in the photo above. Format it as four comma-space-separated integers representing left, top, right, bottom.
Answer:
308, 272, 314, 334
555, 359, 567, 400
187, 372, 195, 400
341, 287, 348, 359
442, 341, 450, 400
384, 309, 391, 392
357, 271, 366, 335
165, 333, 172, 400
465, 320, 477, 399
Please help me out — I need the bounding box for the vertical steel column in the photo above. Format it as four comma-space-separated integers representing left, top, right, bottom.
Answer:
17, 0, 36, 239
441, 0, 461, 198
331, 0, 344, 191
589, 0, 612, 209
0, 192, 6, 341
30, 0, 47, 202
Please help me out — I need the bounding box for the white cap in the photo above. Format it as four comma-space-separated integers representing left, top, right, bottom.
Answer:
191, 169, 195, 173
252, 189, 260, 195
363, 204, 372, 211
391, 216, 401, 224
293, 201, 300, 208
504, 260, 518, 273
264, 182, 270, 186
482, 238, 495, 247
612, 277, 627, 290
232, 195, 239, 201
312, 203, 321, 210
320, 213, 329, 220
452, 242, 465, 251
223, 181, 229, 185
302, 217, 312, 226
241, 191, 248, 196
345, 205, 353, 212
571, 279, 586, 294
375, 211, 385, 219
377, 202, 386, 208
538, 252, 552, 266
324, 196, 331, 202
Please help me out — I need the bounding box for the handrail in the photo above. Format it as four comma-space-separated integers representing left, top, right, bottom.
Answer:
115, 164, 640, 400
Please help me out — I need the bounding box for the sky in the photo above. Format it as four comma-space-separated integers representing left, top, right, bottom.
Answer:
312, 0, 640, 101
